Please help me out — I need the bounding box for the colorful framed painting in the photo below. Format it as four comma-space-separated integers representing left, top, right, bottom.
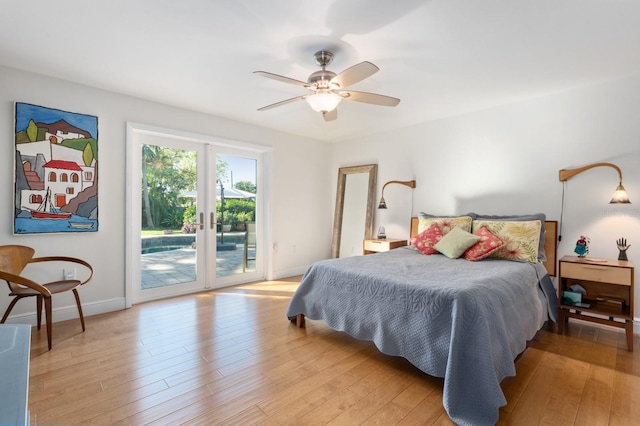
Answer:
14, 102, 98, 234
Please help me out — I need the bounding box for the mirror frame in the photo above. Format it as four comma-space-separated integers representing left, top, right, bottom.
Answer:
331, 164, 378, 258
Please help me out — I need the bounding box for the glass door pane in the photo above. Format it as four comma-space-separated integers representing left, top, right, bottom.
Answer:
141, 143, 197, 288
215, 154, 258, 280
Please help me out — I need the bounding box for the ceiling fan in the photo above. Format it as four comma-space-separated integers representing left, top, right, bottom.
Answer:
254, 50, 400, 121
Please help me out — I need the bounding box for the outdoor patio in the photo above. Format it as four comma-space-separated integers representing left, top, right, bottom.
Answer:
140, 241, 255, 289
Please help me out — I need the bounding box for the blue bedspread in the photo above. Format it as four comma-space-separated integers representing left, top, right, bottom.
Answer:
286, 247, 556, 426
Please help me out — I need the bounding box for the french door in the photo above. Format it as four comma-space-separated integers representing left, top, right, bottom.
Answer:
126, 124, 264, 305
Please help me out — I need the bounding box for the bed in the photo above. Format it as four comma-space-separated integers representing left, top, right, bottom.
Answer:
286, 214, 558, 426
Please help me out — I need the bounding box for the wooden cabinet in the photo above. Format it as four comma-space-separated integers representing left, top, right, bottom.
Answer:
363, 238, 407, 255
558, 255, 635, 351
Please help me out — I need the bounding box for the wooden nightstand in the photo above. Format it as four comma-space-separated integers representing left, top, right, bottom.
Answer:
363, 239, 407, 255
558, 255, 635, 351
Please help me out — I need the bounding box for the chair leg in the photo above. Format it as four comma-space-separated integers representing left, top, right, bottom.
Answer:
37, 295, 43, 330
72, 288, 86, 332
44, 296, 53, 350
1, 296, 22, 323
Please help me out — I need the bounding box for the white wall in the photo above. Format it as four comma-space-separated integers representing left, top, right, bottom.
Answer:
333, 74, 640, 329
0, 65, 333, 323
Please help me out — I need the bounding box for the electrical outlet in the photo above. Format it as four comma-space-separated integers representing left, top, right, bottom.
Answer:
63, 268, 76, 280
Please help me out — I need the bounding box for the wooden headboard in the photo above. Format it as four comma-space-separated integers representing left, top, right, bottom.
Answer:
409, 218, 558, 277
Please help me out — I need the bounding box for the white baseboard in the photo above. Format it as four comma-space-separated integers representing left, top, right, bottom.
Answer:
2, 298, 126, 326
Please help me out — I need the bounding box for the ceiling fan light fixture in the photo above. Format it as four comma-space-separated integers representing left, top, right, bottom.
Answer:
306, 92, 342, 112
255, 50, 399, 118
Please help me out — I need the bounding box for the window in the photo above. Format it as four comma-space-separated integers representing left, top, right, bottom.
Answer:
61, 173, 68, 182
66, 187, 74, 195
49, 172, 57, 182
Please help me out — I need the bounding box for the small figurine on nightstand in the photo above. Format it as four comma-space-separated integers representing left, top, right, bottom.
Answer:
616, 237, 631, 261
574, 235, 590, 257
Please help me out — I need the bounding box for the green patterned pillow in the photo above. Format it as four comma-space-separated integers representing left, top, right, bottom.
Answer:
471, 220, 542, 263
418, 215, 473, 235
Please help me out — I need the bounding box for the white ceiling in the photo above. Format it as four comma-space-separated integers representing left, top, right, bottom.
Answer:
2, 0, 640, 143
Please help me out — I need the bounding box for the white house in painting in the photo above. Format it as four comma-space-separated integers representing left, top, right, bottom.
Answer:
20, 160, 87, 211
45, 130, 86, 143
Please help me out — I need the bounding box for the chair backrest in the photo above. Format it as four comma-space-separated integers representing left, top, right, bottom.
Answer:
246, 222, 256, 245
0, 245, 35, 276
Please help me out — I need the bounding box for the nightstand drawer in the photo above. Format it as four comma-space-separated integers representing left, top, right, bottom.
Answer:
363, 239, 406, 253
363, 240, 393, 252
561, 262, 631, 286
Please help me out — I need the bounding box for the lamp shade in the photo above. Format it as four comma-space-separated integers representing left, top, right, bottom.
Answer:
306, 92, 342, 112
610, 184, 631, 204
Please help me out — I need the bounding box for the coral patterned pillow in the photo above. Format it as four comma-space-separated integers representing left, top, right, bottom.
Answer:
411, 223, 444, 255
463, 225, 505, 261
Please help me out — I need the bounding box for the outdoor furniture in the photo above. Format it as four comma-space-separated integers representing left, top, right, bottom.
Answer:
0, 245, 93, 350
243, 222, 256, 272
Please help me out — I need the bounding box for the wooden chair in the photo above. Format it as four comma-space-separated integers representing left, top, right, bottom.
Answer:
0, 245, 93, 350
243, 222, 256, 272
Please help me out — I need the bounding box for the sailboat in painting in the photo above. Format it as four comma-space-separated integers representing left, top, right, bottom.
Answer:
23, 187, 72, 220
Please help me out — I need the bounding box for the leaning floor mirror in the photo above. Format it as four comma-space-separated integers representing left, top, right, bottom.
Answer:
331, 164, 378, 258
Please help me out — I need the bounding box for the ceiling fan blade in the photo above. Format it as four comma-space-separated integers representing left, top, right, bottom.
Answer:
253, 71, 310, 88
338, 90, 400, 107
331, 61, 379, 88
257, 95, 307, 111
323, 109, 337, 121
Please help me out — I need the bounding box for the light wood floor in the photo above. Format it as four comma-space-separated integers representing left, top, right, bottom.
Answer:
27, 276, 640, 425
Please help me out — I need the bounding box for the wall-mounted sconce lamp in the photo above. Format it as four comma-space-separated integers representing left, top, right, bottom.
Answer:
558, 162, 630, 204
378, 180, 417, 209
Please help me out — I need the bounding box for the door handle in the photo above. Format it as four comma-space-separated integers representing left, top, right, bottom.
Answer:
199, 212, 204, 230
210, 212, 214, 229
